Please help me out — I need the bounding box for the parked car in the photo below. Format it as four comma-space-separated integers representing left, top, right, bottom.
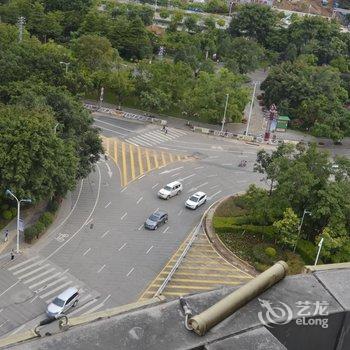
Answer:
46, 287, 79, 318
158, 181, 183, 199
144, 211, 168, 230
185, 191, 207, 210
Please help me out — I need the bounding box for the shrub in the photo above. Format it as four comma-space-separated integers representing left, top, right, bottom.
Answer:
252, 243, 282, 265
1, 204, 9, 211
40, 212, 54, 227
2, 210, 13, 220
253, 262, 270, 272
217, 19, 225, 27
24, 226, 38, 243
265, 246, 277, 258
296, 239, 316, 264
285, 251, 305, 275
159, 9, 170, 19
47, 197, 60, 213
10, 207, 17, 217
34, 222, 45, 238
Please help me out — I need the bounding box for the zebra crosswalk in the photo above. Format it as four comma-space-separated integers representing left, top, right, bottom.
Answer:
6, 255, 104, 317
126, 127, 188, 147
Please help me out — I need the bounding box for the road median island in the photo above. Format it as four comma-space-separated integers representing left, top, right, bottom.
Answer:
204, 195, 258, 276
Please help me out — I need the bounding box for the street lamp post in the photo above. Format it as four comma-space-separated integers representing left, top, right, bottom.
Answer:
293, 209, 311, 253
59, 61, 70, 73
221, 93, 229, 133
314, 238, 324, 266
54, 123, 60, 134
5, 190, 31, 254
245, 81, 259, 136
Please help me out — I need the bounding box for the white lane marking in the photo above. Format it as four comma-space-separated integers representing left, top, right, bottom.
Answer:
178, 209, 183, 216
120, 212, 127, 220
94, 117, 134, 132
42, 165, 102, 263
18, 264, 51, 280
207, 174, 217, 178
97, 265, 106, 274
30, 295, 39, 303
101, 230, 110, 239
85, 218, 93, 227
136, 196, 143, 204
126, 268, 135, 277
40, 281, 72, 299
83, 248, 91, 256
163, 227, 169, 234
0, 320, 8, 328
94, 125, 127, 137
146, 246, 154, 254
210, 185, 220, 189
83, 301, 105, 315
12, 260, 42, 275
160, 166, 184, 175
118, 243, 127, 251
8, 256, 39, 271
171, 172, 181, 178
69, 298, 98, 316
187, 182, 209, 193
222, 163, 232, 166
24, 268, 56, 285
0, 309, 3, 313
10, 324, 25, 335
105, 163, 112, 178
177, 174, 196, 182
104, 201, 111, 208
28, 271, 61, 288
137, 224, 143, 231
34, 277, 68, 296
194, 166, 204, 170
79, 293, 92, 304
128, 137, 152, 147
152, 183, 159, 189
138, 174, 145, 179
121, 187, 128, 193
102, 294, 111, 304
0, 281, 20, 298
154, 208, 159, 213
208, 190, 222, 200
237, 180, 247, 183
208, 156, 219, 159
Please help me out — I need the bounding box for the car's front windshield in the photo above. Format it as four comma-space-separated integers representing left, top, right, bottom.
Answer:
52, 297, 65, 307
149, 214, 160, 221
163, 186, 172, 191
189, 196, 199, 202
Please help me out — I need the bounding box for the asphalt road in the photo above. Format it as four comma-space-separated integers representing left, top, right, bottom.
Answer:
0, 114, 273, 337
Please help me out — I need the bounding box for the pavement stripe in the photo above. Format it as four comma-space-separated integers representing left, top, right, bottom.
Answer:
129, 136, 153, 146
18, 264, 51, 280
165, 278, 244, 285
153, 151, 159, 168
145, 150, 151, 171
37, 277, 68, 295
40, 280, 72, 299
8, 256, 39, 271
24, 268, 57, 285
168, 128, 188, 136
113, 140, 118, 163
79, 293, 92, 303
129, 144, 136, 180
83, 301, 105, 315
12, 260, 42, 275
121, 142, 127, 186
69, 298, 98, 316
137, 146, 144, 175
28, 271, 62, 288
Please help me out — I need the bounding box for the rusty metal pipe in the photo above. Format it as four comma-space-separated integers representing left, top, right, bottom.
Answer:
189, 261, 288, 336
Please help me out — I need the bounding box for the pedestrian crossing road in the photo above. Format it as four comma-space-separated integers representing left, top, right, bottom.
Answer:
126, 127, 189, 147
139, 232, 252, 301
101, 136, 192, 187
0, 255, 107, 336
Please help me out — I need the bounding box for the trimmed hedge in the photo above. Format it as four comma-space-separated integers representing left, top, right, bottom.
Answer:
2, 210, 13, 220
40, 212, 54, 227
296, 239, 316, 264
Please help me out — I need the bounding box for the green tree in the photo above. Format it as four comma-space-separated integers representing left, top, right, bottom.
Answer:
273, 208, 299, 248
0, 105, 78, 201
107, 70, 135, 105
229, 4, 278, 45
72, 34, 115, 71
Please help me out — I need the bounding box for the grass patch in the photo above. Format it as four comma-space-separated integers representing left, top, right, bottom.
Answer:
215, 196, 248, 217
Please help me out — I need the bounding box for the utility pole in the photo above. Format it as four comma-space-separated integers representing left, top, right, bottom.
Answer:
18, 16, 25, 43
221, 94, 229, 133
99, 86, 104, 109
293, 209, 311, 253
314, 238, 324, 266
245, 81, 259, 136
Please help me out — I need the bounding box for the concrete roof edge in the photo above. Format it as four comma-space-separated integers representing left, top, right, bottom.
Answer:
304, 262, 350, 273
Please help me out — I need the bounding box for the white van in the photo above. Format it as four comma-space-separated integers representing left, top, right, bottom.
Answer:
46, 287, 79, 318
158, 181, 183, 199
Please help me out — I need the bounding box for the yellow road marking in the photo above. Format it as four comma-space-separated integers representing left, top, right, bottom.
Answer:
163, 265, 238, 272
137, 146, 143, 175
158, 271, 251, 278
165, 278, 243, 285
164, 285, 215, 290
114, 140, 118, 163
145, 150, 151, 172
169, 153, 173, 162
129, 144, 136, 180
121, 142, 127, 186
153, 151, 159, 169
177, 155, 181, 161
161, 152, 166, 167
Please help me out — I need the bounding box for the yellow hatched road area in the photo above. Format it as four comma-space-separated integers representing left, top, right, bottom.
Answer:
139, 233, 253, 301
101, 136, 191, 187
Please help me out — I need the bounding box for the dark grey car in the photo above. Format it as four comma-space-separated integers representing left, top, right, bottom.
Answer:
144, 211, 168, 230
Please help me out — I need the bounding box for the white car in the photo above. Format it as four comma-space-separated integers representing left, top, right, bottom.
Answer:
186, 191, 207, 209
46, 287, 79, 318
158, 181, 183, 199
